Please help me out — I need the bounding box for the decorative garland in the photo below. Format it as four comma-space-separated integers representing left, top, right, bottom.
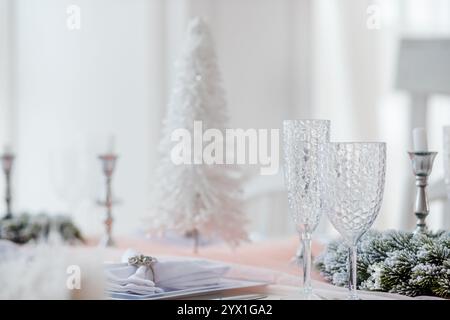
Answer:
315, 230, 450, 298
0, 213, 83, 244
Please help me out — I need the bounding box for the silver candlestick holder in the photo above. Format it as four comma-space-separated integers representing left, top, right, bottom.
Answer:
1, 152, 15, 220
408, 151, 438, 234
97, 153, 118, 247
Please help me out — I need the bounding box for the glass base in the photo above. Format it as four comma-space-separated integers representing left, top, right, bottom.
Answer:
303, 292, 322, 300
347, 293, 361, 300
281, 291, 323, 300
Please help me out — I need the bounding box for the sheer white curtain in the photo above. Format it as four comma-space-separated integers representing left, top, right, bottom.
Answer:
0, 0, 14, 148
310, 0, 450, 233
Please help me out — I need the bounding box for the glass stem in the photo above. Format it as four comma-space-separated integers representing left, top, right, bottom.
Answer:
348, 245, 358, 300
301, 231, 312, 295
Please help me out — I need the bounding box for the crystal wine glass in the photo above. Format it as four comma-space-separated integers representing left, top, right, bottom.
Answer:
321, 142, 386, 300
444, 126, 450, 200
283, 119, 330, 296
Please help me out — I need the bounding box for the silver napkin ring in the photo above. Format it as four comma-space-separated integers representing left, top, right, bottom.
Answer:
128, 254, 158, 281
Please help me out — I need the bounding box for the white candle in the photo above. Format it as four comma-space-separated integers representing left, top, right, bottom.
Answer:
107, 135, 116, 154
412, 127, 428, 152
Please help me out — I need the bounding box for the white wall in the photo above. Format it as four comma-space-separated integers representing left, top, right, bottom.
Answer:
212, 0, 294, 128
11, 0, 166, 235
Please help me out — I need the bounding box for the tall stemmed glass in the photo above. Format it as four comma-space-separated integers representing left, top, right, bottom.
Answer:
283, 119, 330, 295
322, 142, 386, 300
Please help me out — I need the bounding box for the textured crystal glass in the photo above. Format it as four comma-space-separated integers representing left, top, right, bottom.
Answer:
444, 127, 450, 200
322, 142, 386, 299
283, 119, 330, 295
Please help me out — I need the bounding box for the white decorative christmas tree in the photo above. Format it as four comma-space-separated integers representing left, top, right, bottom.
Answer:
149, 18, 247, 251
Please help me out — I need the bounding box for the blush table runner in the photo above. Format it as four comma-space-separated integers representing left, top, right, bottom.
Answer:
90, 236, 441, 300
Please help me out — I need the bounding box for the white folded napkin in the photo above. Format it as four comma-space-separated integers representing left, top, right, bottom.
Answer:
104, 249, 229, 295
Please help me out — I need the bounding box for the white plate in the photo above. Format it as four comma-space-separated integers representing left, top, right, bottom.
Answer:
108, 279, 268, 300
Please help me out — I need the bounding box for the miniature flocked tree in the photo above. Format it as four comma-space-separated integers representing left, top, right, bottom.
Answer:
148, 18, 248, 252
